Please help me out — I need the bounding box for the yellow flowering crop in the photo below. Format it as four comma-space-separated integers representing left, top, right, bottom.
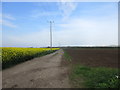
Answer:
2, 47, 59, 69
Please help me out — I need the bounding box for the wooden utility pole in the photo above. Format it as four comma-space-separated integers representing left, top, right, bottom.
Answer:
49, 21, 54, 50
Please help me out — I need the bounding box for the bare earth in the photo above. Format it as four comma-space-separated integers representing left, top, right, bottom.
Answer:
2, 49, 70, 88
64, 48, 118, 68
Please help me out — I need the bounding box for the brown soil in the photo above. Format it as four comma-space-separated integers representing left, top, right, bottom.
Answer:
64, 48, 119, 68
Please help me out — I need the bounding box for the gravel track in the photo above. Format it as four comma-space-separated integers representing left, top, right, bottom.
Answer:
2, 49, 70, 88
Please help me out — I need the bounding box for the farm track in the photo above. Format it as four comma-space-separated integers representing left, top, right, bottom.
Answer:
2, 49, 70, 88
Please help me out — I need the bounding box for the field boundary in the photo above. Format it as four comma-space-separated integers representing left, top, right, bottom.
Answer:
2, 48, 59, 69
63, 48, 119, 88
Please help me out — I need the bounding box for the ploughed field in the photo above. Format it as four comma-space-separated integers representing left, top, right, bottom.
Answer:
64, 48, 118, 68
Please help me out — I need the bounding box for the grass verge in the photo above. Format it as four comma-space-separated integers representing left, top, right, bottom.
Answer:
63, 51, 72, 62
70, 65, 119, 88
63, 50, 119, 88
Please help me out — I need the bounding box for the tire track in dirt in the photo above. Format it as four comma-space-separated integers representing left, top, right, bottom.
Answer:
2, 49, 70, 88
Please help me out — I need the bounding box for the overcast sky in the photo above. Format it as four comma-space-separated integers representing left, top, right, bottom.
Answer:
1, 2, 118, 47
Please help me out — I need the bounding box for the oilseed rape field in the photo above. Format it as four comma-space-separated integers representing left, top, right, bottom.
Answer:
1, 47, 59, 69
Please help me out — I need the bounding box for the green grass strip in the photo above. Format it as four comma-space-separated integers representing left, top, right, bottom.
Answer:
70, 65, 119, 88
63, 51, 72, 62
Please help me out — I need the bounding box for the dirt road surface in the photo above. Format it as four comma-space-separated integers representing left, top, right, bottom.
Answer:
2, 49, 70, 88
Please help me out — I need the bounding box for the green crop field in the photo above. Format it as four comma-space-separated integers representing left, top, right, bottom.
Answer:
1, 47, 59, 69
